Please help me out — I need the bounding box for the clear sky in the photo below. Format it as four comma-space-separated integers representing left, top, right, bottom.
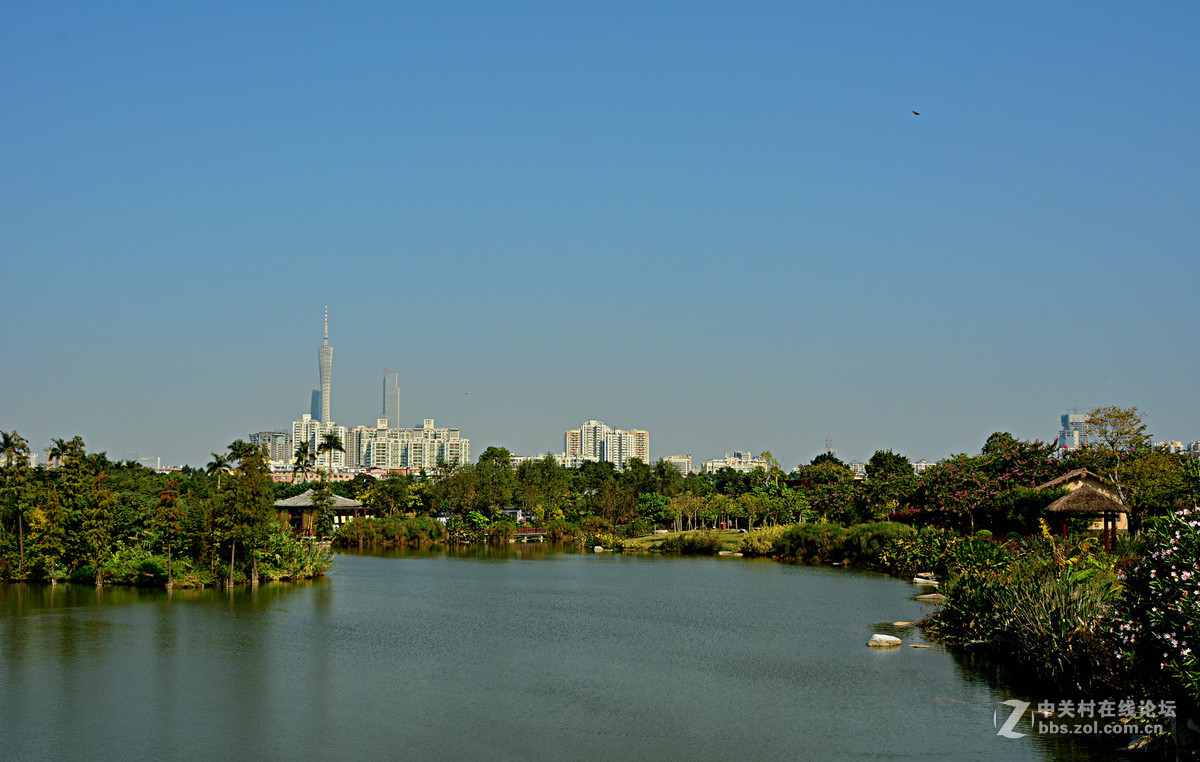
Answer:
3, 2, 1198, 469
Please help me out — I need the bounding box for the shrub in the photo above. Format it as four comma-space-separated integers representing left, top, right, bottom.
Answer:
925, 525, 1124, 692
842, 522, 916, 566
1115, 508, 1200, 706
879, 526, 1011, 578
487, 520, 516, 545
332, 516, 447, 548
544, 520, 583, 544
658, 531, 722, 555
773, 523, 849, 562
739, 525, 789, 557
581, 532, 627, 551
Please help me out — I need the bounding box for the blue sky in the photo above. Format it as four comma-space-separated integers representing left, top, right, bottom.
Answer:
3, 2, 1198, 469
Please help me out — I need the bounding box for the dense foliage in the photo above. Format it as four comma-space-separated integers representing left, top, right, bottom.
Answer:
0, 434, 330, 587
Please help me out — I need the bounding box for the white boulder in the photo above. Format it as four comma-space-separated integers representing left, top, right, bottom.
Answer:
866, 634, 902, 648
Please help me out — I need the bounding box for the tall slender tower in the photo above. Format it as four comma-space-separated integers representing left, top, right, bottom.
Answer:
382, 368, 400, 429
318, 306, 333, 424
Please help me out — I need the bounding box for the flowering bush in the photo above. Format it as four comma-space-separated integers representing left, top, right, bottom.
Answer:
1115, 508, 1200, 706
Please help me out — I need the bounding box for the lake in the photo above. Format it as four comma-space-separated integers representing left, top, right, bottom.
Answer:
1, 547, 1116, 760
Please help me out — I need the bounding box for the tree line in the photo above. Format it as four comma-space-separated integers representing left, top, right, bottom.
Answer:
3, 406, 1197, 583
0, 433, 329, 587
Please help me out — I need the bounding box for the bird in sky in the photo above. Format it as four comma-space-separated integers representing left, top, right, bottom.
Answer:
912, 111, 921, 115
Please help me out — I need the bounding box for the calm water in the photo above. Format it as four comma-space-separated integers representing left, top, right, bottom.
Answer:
1, 548, 1115, 760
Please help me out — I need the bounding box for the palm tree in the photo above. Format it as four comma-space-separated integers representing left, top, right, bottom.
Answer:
1, 431, 31, 572
206, 452, 231, 493
292, 441, 314, 483
317, 432, 345, 477
47, 437, 68, 469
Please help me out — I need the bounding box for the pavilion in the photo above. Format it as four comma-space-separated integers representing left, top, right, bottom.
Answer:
274, 488, 366, 536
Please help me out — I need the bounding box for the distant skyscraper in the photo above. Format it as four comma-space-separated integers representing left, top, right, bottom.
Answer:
318, 306, 333, 424
310, 390, 321, 421
565, 419, 649, 470
383, 368, 400, 428
1058, 411, 1088, 450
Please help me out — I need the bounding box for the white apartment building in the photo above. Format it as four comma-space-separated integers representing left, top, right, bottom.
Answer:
565, 419, 650, 470
702, 451, 766, 475
661, 454, 692, 476
291, 414, 349, 470
354, 418, 470, 471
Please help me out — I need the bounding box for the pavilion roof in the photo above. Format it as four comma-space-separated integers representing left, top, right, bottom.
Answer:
274, 488, 363, 508
1044, 484, 1127, 514
1035, 469, 1111, 491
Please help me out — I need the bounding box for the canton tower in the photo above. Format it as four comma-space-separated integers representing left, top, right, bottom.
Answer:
318, 306, 333, 424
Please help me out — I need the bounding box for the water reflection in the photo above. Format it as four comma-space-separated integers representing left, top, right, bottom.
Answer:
1, 554, 1116, 761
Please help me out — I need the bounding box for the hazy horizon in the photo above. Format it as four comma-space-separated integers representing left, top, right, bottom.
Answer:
4, 3, 1198, 469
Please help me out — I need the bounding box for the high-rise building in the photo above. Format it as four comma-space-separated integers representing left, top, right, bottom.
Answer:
579, 419, 609, 460
628, 430, 650, 464
702, 451, 766, 474
565, 419, 649, 470
383, 368, 400, 428
1058, 411, 1088, 450
356, 418, 470, 471
662, 454, 692, 476
318, 306, 333, 424
292, 414, 348, 470
250, 430, 291, 465
564, 429, 581, 458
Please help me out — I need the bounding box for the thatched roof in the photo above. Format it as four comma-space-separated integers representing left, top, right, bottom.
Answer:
274, 488, 363, 508
1044, 484, 1127, 514
1035, 469, 1111, 491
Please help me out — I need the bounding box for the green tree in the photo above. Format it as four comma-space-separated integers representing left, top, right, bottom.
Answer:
1, 430, 32, 573
1085, 405, 1152, 530
362, 474, 411, 517
155, 479, 184, 588
206, 452, 232, 493
225, 445, 277, 584
318, 432, 345, 475
310, 480, 335, 538
475, 446, 515, 517
291, 440, 314, 483
651, 459, 686, 498
622, 458, 654, 498
28, 486, 67, 583
866, 449, 913, 481
810, 451, 846, 469
84, 472, 116, 587
759, 451, 785, 487
981, 431, 1018, 457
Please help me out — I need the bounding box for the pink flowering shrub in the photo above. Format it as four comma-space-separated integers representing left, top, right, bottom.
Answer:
1115, 508, 1200, 706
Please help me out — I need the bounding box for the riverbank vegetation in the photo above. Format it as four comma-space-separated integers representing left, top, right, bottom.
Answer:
2, 406, 1197, 720
0, 433, 330, 587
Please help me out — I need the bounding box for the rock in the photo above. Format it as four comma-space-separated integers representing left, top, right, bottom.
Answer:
908, 644, 931, 649
892, 621, 913, 627
593, 546, 604, 553
915, 593, 945, 602
866, 634, 902, 648
913, 571, 937, 580
913, 577, 939, 586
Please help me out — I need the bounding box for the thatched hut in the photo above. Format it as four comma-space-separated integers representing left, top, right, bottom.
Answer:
1036, 469, 1128, 532
1043, 484, 1128, 551
274, 489, 365, 536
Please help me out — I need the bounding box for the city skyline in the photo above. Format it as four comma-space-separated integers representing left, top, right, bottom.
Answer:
3, 3, 1198, 468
